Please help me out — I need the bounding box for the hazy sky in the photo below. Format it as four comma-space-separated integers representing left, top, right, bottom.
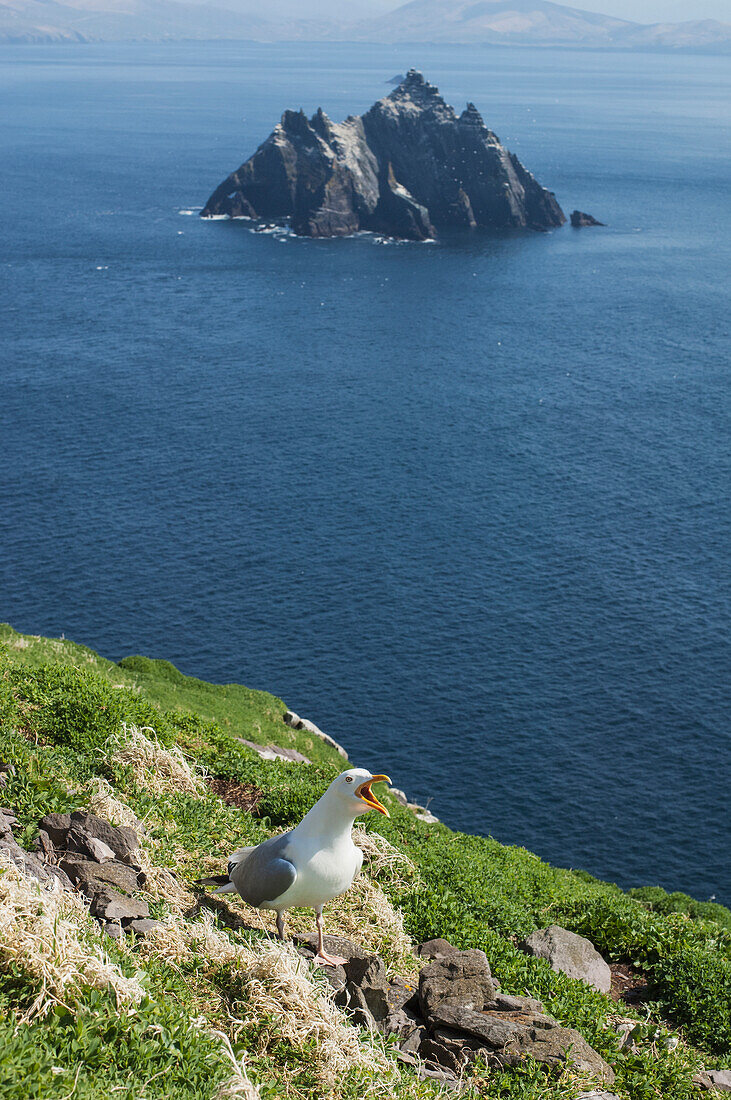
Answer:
289, 0, 730, 25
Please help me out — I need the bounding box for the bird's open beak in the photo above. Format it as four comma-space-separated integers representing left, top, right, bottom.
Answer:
356, 775, 391, 817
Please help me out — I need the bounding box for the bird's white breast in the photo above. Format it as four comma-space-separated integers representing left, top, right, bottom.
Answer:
273, 832, 361, 910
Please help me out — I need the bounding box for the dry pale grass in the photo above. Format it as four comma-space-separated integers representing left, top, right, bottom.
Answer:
353, 826, 418, 888
212, 1032, 262, 1100
108, 723, 205, 797
0, 854, 145, 1022
139, 913, 385, 1085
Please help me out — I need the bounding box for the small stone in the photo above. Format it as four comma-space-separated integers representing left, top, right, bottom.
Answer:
485, 992, 545, 1014
59, 856, 142, 896
38, 813, 71, 848
80, 835, 117, 863
417, 938, 459, 959
397, 1023, 428, 1054
707, 1070, 731, 1092
296, 931, 369, 962
419, 948, 497, 1019
103, 921, 124, 940
419, 1037, 464, 1074
69, 812, 139, 865
343, 955, 391, 1022
34, 829, 57, 859
90, 886, 150, 922
127, 918, 162, 937
523, 925, 611, 993
429, 1003, 527, 1049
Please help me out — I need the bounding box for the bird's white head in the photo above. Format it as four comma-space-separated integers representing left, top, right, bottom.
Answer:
329, 768, 392, 818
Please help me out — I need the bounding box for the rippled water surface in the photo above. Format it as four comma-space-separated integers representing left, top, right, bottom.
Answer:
2, 42, 729, 902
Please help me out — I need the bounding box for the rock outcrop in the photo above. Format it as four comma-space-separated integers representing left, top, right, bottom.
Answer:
523, 925, 612, 993
202, 70, 566, 240
34, 811, 162, 939
570, 209, 605, 227
297, 934, 615, 1089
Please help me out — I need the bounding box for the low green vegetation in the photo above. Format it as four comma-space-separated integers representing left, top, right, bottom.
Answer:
0, 623, 729, 1100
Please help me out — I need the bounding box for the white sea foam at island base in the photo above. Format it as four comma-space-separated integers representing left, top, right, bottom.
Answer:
178, 208, 201, 216
201, 214, 434, 245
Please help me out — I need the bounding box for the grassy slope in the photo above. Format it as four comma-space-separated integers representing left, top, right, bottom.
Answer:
1, 623, 729, 1100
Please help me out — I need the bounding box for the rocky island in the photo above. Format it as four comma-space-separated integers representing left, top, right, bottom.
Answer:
201, 70, 566, 240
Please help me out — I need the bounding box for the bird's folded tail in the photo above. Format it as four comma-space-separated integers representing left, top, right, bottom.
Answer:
196, 846, 254, 894
196, 873, 230, 888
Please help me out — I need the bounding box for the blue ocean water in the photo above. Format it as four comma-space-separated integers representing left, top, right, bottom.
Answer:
1, 42, 729, 903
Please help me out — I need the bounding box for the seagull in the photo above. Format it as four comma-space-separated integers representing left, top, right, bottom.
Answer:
199, 768, 391, 966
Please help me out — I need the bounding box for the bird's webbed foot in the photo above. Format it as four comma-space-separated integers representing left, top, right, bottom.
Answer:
313, 951, 348, 968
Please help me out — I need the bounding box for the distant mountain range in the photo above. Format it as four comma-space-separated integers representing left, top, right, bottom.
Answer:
2, 0, 730, 52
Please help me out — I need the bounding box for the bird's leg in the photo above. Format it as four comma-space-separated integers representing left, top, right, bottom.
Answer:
276, 910, 288, 942
313, 909, 348, 967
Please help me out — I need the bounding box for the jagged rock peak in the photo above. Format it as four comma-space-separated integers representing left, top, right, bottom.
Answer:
391, 69, 441, 98
201, 73, 566, 240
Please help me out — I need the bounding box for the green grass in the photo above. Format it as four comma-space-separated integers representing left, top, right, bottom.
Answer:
1, 622, 729, 1100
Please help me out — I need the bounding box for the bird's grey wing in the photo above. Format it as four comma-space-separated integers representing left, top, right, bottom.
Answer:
231, 832, 296, 908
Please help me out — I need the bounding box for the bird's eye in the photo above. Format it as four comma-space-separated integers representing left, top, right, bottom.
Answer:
345, 777, 353, 783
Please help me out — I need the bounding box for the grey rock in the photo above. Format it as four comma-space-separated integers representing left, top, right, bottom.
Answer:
494, 1025, 615, 1085
575, 1092, 622, 1100
37, 813, 71, 848
417, 938, 460, 960
570, 210, 606, 227
419, 1037, 464, 1074
397, 1022, 428, 1054
414, 811, 440, 824
59, 855, 142, 896
523, 925, 611, 993
0, 832, 72, 890
270, 746, 311, 764
90, 885, 150, 922
390, 787, 409, 807
202, 70, 565, 241
78, 835, 117, 863
705, 1070, 731, 1092
69, 811, 140, 865
236, 738, 310, 765
103, 921, 124, 940
127, 918, 163, 937
296, 931, 369, 962
419, 948, 497, 1019
282, 711, 349, 758
386, 973, 419, 1016
34, 829, 57, 860
486, 993, 545, 1014
430, 1003, 527, 1049
0, 808, 18, 830
336, 955, 391, 1025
